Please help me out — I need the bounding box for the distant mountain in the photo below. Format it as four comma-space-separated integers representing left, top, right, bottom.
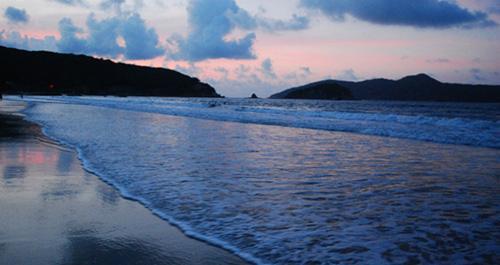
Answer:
270, 82, 353, 100
0, 46, 220, 97
270, 74, 500, 102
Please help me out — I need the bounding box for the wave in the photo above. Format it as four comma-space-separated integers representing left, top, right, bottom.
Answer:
7, 96, 500, 148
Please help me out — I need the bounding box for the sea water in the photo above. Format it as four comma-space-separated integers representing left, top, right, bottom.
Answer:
10, 96, 500, 264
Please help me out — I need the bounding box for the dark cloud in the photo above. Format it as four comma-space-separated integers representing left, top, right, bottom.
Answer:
120, 13, 163, 59
56, 13, 163, 59
170, 0, 256, 61
57, 18, 87, 54
225, 7, 258, 29
86, 15, 123, 57
170, 0, 310, 62
4, 7, 29, 24
300, 0, 497, 28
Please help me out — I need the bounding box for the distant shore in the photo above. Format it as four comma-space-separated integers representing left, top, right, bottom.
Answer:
0, 100, 248, 265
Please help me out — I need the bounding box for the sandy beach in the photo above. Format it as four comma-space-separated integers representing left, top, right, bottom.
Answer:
0, 100, 248, 265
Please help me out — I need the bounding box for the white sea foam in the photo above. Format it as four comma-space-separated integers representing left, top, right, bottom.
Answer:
7, 96, 500, 148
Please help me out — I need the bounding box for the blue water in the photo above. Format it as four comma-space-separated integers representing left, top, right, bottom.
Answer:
10, 96, 500, 264
12, 96, 500, 148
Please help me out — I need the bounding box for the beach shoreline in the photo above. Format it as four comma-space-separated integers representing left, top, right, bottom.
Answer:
3, 98, 498, 264
0, 100, 249, 265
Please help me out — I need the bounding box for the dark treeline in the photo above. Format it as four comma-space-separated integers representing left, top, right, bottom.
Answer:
0, 46, 220, 97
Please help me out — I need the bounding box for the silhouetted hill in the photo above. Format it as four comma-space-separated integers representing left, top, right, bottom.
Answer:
269, 82, 353, 100
271, 74, 500, 102
0, 46, 220, 97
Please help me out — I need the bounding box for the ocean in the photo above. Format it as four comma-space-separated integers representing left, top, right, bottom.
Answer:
8, 96, 500, 264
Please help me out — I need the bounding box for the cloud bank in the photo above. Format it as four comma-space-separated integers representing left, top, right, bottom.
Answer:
170, 0, 310, 62
57, 13, 163, 60
0, 31, 57, 51
57, 18, 87, 54
300, 0, 497, 28
4, 7, 29, 24
170, 0, 257, 61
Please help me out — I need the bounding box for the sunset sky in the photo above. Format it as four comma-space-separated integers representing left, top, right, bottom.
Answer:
1, 0, 499, 97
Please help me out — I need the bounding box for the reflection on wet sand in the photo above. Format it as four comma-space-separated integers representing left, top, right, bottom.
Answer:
0, 138, 248, 265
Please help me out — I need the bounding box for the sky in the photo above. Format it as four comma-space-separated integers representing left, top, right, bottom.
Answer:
1, 0, 499, 97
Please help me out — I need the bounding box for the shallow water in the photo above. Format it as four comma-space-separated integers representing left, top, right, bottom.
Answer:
10, 96, 500, 148
19, 99, 500, 265
0, 131, 248, 265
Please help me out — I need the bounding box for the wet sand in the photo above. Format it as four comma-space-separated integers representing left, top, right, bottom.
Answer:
0, 100, 249, 265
